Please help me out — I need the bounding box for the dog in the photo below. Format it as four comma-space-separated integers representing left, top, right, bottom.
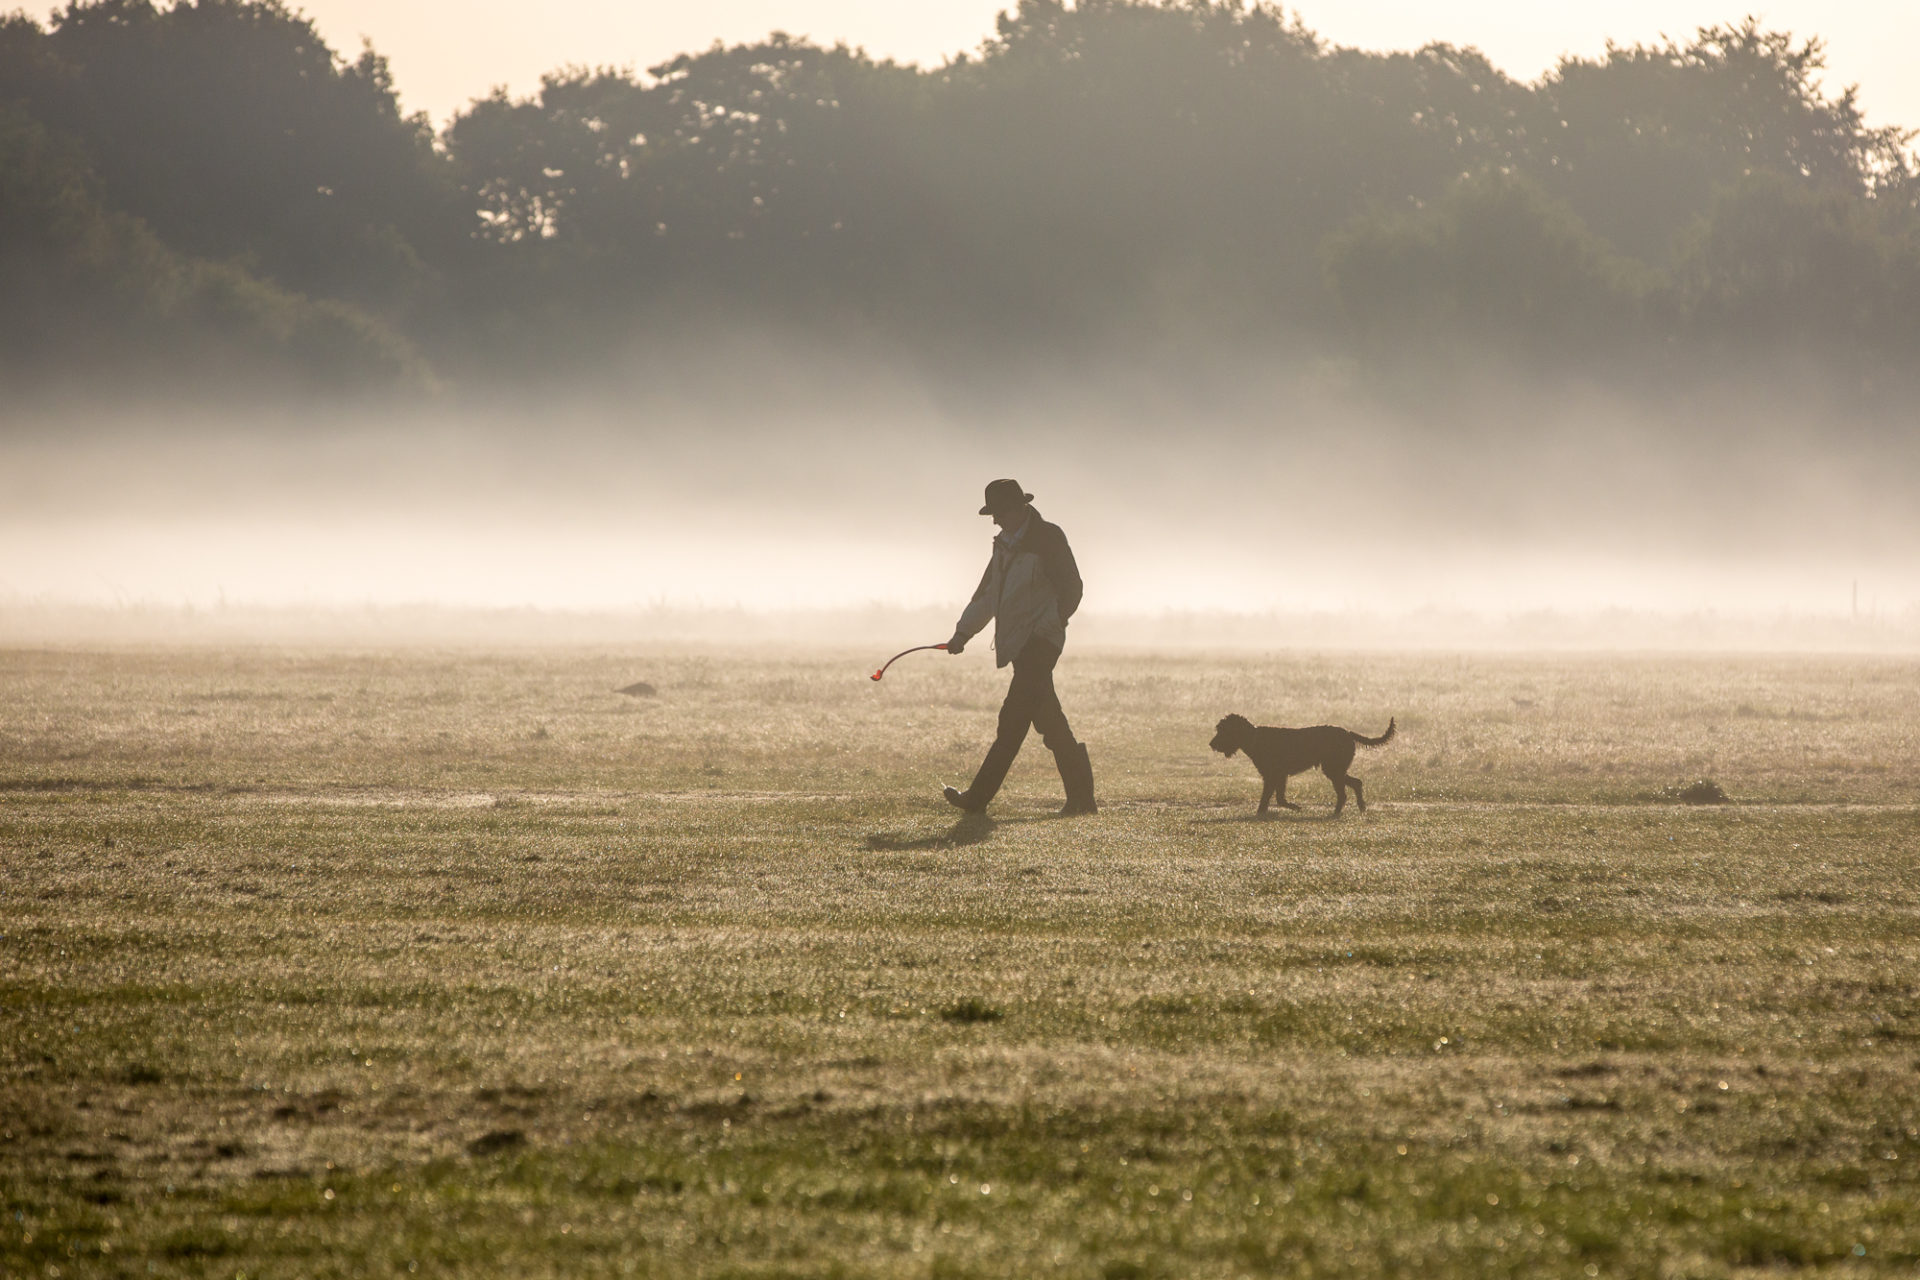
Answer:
1209, 714, 1396, 816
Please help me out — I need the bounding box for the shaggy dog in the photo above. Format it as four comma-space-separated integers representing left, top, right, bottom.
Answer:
1209, 714, 1396, 816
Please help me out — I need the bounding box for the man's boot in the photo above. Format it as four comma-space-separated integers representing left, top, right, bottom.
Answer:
945, 736, 1023, 813
1056, 741, 1097, 816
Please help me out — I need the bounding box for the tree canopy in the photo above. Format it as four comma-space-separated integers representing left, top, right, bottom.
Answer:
2, 0, 1916, 397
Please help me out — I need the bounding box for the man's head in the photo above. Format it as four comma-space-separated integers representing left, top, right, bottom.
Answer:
979, 478, 1034, 529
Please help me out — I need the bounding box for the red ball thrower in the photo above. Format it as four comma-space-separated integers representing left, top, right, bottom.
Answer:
870, 643, 948, 681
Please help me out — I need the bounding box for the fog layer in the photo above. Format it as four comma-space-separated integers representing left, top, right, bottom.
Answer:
5, 366, 1915, 625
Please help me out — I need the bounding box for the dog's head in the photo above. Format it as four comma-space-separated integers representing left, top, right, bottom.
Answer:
1210, 713, 1254, 757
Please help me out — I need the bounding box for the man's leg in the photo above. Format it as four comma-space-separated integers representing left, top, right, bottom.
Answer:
1025, 643, 1097, 815
945, 642, 1056, 812
1024, 643, 1072, 755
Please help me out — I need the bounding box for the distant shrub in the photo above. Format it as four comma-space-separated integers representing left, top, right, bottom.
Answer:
940, 998, 1003, 1024
466, 1129, 526, 1156
1662, 778, 1729, 804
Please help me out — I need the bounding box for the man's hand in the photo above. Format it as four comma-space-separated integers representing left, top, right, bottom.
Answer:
946, 635, 966, 655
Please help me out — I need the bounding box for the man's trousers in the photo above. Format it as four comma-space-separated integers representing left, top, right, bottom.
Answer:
961, 638, 1075, 805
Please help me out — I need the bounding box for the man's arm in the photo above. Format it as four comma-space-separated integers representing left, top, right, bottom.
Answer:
949, 559, 998, 654
1039, 523, 1083, 621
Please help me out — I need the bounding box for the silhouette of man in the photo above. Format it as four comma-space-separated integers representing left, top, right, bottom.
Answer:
943, 479, 1096, 815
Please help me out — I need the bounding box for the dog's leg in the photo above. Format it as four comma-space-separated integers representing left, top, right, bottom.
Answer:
1351, 775, 1366, 813
1326, 768, 1348, 816
1257, 778, 1273, 816
1275, 776, 1300, 811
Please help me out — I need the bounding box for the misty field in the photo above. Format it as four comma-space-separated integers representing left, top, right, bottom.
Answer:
2, 644, 1917, 1278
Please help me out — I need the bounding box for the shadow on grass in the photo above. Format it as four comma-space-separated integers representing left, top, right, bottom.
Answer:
863, 813, 996, 851
1187, 810, 1346, 825
0, 776, 176, 793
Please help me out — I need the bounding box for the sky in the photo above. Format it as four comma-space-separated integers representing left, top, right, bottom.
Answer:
89, 0, 1920, 131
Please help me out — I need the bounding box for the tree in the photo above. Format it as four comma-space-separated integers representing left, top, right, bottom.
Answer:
445, 39, 925, 305
1532, 21, 1912, 265
8, 0, 458, 308
1673, 172, 1920, 366
0, 104, 428, 388
1323, 171, 1651, 365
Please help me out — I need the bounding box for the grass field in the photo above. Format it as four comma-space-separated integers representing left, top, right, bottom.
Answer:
2, 645, 1917, 1278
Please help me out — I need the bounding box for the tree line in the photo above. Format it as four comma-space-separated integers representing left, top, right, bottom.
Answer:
3, 0, 1917, 397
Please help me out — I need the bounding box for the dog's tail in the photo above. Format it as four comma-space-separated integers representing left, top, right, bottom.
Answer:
1352, 717, 1396, 748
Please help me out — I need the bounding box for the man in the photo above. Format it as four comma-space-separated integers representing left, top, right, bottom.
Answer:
943, 478, 1096, 816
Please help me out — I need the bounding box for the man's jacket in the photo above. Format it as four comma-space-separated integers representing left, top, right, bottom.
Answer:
953, 509, 1083, 668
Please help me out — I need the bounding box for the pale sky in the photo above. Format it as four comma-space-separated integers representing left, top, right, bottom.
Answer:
133, 0, 1920, 131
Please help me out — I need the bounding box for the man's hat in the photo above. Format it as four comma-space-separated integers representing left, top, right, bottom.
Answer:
980, 478, 1034, 515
